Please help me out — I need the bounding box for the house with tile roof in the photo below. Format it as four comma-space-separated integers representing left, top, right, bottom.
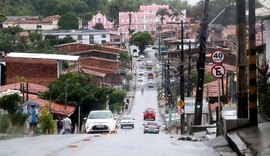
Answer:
0, 83, 75, 116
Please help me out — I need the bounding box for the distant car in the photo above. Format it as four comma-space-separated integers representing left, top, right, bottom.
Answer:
143, 108, 156, 120
138, 71, 144, 78
85, 110, 116, 133
145, 60, 153, 70
147, 73, 154, 79
138, 77, 144, 83
143, 121, 161, 134
147, 79, 155, 88
120, 115, 135, 129
152, 46, 157, 50
133, 49, 139, 57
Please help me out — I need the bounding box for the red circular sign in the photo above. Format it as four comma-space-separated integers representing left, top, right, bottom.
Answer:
211, 50, 225, 64
211, 64, 225, 78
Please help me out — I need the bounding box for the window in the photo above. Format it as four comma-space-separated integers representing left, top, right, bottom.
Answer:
78, 35, 82, 41
36, 25, 42, 29
101, 34, 106, 38
101, 40, 106, 44
98, 18, 101, 23
89, 35, 94, 44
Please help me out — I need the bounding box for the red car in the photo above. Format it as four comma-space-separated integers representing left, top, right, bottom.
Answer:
143, 108, 156, 120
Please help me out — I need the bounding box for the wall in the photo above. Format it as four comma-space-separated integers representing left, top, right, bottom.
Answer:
266, 19, 270, 61
5, 58, 58, 85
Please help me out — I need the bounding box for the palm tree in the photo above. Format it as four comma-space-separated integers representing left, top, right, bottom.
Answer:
156, 8, 170, 25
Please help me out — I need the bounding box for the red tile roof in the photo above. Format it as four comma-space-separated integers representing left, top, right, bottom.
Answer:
0, 83, 48, 94
28, 94, 75, 116
192, 78, 228, 97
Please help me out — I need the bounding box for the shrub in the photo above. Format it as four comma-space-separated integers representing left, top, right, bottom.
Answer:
38, 109, 55, 134
10, 112, 28, 127
0, 114, 10, 133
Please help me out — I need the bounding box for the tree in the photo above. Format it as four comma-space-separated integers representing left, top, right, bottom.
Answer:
257, 58, 270, 117
129, 31, 154, 53
94, 23, 104, 30
0, 90, 22, 116
0, 14, 7, 28
156, 8, 170, 25
58, 12, 79, 30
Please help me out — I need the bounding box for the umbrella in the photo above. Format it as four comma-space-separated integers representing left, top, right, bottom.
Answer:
22, 100, 40, 108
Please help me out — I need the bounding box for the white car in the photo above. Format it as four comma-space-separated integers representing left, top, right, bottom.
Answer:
138, 71, 144, 79
120, 115, 135, 128
148, 79, 155, 88
85, 110, 116, 133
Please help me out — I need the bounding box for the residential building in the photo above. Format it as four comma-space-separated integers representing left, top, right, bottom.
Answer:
119, 4, 186, 39
3, 15, 60, 31
42, 29, 110, 44
4, 53, 79, 85
88, 12, 114, 30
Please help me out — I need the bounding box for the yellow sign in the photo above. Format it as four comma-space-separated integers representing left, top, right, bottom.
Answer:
177, 100, 185, 108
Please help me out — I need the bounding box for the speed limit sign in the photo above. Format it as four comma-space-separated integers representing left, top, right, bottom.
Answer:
211, 50, 225, 64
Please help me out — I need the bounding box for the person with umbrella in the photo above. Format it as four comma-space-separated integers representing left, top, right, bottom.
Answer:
28, 104, 38, 135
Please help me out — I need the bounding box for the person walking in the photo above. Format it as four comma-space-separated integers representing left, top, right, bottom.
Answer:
28, 105, 38, 135
62, 115, 72, 134
56, 116, 63, 134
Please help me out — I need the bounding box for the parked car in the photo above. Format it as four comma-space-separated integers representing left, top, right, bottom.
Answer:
120, 115, 135, 129
143, 108, 156, 120
85, 110, 116, 133
143, 121, 161, 134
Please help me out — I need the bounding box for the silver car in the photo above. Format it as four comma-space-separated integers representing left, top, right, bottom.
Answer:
143, 121, 161, 134
120, 115, 135, 128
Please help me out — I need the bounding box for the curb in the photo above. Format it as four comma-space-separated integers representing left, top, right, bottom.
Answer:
226, 132, 253, 156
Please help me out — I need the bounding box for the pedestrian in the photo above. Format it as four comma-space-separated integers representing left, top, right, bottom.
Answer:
28, 105, 38, 135
56, 116, 63, 134
62, 115, 72, 134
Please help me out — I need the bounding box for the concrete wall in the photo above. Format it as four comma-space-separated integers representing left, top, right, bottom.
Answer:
266, 19, 270, 61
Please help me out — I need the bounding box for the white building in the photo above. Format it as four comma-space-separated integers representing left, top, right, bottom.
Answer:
3, 15, 60, 31
257, 1, 270, 60
42, 29, 110, 45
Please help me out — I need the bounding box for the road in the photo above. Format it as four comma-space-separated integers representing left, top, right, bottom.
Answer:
0, 48, 218, 156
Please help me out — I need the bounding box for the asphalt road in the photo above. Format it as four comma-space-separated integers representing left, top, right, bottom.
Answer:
0, 48, 219, 156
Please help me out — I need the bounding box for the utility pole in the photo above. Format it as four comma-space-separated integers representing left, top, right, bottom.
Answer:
248, 0, 257, 126
166, 57, 172, 124
180, 20, 185, 134
236, 0, 248, 118
194, 0, 211, 125
187, 41, 192, 97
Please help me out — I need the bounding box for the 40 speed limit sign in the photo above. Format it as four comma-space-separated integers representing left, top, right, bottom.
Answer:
211, 50, 225, 64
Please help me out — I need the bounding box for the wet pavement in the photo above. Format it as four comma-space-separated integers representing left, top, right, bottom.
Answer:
226, 121, 270, 156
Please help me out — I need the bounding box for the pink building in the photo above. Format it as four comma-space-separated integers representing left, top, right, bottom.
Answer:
88, 12, 114, 30
119, 4, 186, 39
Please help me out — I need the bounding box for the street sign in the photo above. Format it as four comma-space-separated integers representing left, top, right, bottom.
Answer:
211, 50, 225, 64
211, 64, 225, 78
177, 100, 185, 108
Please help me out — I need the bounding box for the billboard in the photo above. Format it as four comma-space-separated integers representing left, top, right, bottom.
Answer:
184, 97, 209, 114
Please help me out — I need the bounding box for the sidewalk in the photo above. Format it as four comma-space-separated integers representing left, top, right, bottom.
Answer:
226, 121, 270, 156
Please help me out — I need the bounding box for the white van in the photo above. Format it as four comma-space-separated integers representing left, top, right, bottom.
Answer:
85, 110, 116, 133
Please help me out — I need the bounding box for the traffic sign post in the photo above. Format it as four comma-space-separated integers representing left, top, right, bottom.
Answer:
210, 49, 226, 137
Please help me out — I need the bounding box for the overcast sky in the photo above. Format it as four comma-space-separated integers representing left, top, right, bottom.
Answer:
185, 0, 201, 6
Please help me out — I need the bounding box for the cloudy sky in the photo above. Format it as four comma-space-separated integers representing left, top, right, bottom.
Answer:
186, 0, 201, 6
